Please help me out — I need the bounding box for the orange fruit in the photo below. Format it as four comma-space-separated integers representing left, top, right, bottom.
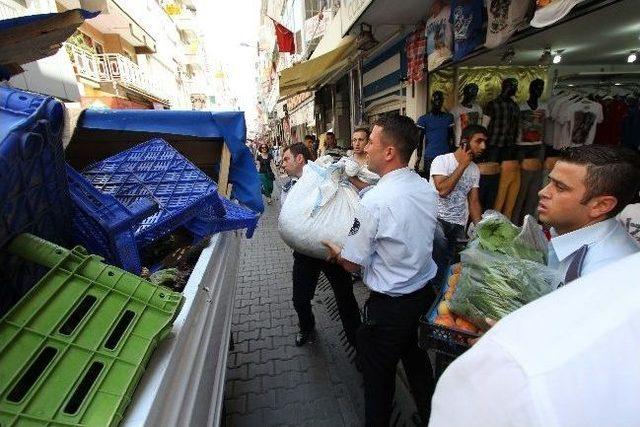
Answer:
435, 314, 455, 328
455, 317, 478, 333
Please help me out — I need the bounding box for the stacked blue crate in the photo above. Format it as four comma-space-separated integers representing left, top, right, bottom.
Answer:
0, 86, 71, 316
68, 138, 228, 272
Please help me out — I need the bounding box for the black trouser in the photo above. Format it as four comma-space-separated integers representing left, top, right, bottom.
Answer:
437, 219, 466, 267
292, 251, 361, 346
357, 284, 436, 426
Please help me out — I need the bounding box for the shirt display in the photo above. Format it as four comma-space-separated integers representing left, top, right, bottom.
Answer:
406, 22, 427, 83
451, 0, 485, 61
430, 252, 640, 427
559, 99, 604, 147
430, 153, 480, 226
426, 0, 453, 71
517, 102, 547, 145
530, 0, 585, 28
485, 0, 534, 49
417, 112, 454, 158
547, 218, 639, 286
621, 103, 640, 150
450, 103, 484, 146
484, 97, 520, 147
341, 168, 439, 296
594, 98, 629, 146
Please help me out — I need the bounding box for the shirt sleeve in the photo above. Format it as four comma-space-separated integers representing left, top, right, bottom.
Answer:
341, 202, 379, 267
429, 155, 448, 177
472, 165, 480, 188
416, 115, 427, 129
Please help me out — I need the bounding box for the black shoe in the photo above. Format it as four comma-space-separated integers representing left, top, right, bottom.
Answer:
295, 329, 315, 346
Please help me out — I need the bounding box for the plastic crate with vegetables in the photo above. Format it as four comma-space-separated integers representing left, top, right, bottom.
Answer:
420, 211, 562, 355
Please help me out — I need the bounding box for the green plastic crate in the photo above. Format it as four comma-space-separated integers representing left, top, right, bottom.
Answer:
0, 234, 184, 426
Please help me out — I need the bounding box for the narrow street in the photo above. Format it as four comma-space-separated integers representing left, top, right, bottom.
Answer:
224, 193, 419, 426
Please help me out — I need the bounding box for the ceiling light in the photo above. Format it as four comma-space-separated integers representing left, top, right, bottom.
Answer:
614, 82, 622, 86
628, 51, 637, 63
552, 51, 562, 64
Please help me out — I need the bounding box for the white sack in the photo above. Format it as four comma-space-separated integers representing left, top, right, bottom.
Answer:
278, 161, 360, 259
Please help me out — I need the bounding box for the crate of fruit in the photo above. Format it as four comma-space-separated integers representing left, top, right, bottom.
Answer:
419, 263, 481, 357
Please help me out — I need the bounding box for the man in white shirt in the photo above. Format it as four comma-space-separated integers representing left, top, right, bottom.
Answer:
430, 251, 640, 427
323, 115, 439, 425
280, 142, 362, 347
430, 124, 487, 271
538, 145, 640, 284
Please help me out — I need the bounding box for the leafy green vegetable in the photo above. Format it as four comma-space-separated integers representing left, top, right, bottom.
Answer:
449, 248, 559, 329
474, 212, 545, 263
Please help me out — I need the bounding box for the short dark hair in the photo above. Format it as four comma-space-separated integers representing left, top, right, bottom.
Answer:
461, 124, 488, 142
284, 142, 311, 162
559, 146, 640, 217
353, 125, 370, 137
326, 131, 335, 137
304, 134, 314, 142
373, 115, 419, 163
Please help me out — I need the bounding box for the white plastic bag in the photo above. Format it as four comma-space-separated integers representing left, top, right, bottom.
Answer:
278, 161, 360, 259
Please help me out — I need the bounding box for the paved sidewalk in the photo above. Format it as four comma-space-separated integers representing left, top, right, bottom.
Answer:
224, 197, 420, 426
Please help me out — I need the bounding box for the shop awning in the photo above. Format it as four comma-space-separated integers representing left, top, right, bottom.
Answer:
278, 36, 355, 100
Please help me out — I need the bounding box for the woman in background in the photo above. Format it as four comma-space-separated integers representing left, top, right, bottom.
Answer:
256, 143, 276, 204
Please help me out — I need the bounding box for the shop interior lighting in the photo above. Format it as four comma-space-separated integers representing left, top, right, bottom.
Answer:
628, 51, 637, 63
553, 50, 564, 64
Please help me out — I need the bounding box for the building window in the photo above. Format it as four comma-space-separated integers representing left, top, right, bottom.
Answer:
94, 42, 104, 55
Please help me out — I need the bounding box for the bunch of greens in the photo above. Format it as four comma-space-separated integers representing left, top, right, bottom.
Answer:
449, 248, 558, 329
475, 212, 545, 263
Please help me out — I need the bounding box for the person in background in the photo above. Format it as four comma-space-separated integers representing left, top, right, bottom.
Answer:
321, 131, 346, 161
430, 251, 640, 427
280, 142, 362, 348
430, 124, 486, 274
323, 115, 438, 425
256, 143, 276, 205
351, 125, 369, 166
303, 134, 317, 160
617, 202, 640, 245
537, 145, 640, 284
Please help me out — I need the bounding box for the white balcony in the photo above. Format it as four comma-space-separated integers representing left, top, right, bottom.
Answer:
65, 43, 169, 103
172, 8, 198, 33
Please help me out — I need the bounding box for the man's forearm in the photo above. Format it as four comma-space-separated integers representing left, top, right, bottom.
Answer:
436, 164, 467, 196
469, 199, 482, 224
337, 254, 361, 273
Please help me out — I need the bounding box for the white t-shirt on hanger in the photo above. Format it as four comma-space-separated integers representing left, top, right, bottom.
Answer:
557, 99, 604, 148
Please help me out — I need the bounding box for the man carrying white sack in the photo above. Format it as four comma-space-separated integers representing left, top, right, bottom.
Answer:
323, 115, 439, 426
279, 142, 361, 347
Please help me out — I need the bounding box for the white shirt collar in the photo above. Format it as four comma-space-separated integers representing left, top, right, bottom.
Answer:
377, 166, 411, 184
550, 218, 618, 262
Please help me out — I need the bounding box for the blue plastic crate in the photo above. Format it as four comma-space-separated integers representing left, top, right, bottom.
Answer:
66, 165, 159, 274
80, 138, 225, 247
0, 86, 70, 317
186, 196, 259, 240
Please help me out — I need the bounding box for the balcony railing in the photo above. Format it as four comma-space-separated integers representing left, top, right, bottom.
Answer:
65, 43, 169, 103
